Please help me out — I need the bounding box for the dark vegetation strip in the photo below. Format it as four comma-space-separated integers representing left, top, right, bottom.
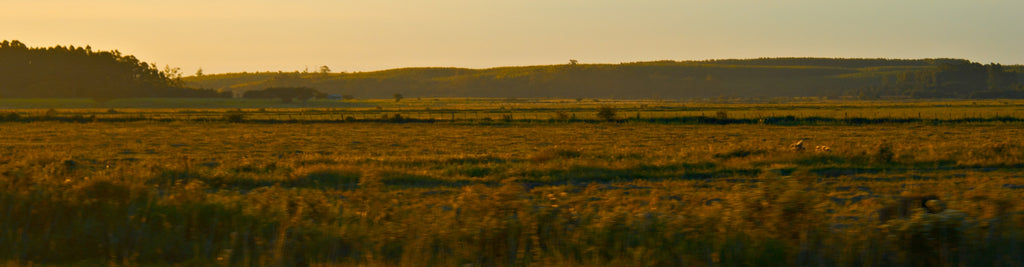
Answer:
3, 112, 1024, 125
144, 160, 1024, 192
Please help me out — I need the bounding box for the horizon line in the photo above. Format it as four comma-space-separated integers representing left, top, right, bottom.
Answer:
189, 57, 1012, 76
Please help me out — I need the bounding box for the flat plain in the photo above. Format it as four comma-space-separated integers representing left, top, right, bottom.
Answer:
2, 99, 1024, 266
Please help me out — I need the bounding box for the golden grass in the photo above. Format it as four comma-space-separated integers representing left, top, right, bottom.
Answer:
2, 103, 1024, 265
3, 98, 1024, 122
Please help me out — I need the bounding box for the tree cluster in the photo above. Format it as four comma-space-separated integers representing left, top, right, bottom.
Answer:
853, 60, 1024, 99
0, 40, 229, 99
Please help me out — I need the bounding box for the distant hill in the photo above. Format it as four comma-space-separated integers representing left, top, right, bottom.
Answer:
0, 40, 229, 99
186, 58, 1024, 100
3, 41, 1019, 100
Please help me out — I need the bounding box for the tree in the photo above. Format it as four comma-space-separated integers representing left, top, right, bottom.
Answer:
394, 93, 404, 102
195, 68, 204, 77
569, 59, 579, 66
986, 63, 1015, 91
162, 65, 184, 87
319, 65, 331, 75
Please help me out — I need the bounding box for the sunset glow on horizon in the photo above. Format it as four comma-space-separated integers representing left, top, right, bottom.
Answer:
4, 0, 1022, 74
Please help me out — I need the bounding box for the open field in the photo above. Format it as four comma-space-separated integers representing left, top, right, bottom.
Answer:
3, 98, 1024, 123
2, 99, 1024, 265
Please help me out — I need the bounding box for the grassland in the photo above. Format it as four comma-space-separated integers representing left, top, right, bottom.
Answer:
2, 99, 1024, 266
3, 98, 1024, 123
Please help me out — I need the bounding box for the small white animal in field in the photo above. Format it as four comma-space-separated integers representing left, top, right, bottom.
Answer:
815, 145, 832, 153
790, 140, 806, 152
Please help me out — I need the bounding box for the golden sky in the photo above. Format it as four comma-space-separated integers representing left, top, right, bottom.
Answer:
4, 0, 1022, 74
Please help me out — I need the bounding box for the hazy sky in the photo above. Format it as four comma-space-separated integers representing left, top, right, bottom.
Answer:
3, 0, 1022, 74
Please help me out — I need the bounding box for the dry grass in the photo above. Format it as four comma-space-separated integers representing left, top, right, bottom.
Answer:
1, 107, 1024, 265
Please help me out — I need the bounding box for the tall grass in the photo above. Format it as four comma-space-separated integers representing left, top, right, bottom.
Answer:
2, 112, 1024, 265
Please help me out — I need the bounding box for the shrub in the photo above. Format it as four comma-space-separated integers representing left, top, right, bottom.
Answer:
596, 105, 617, 121
289, 167, 360, 189
713, 148, 768, 159
388, 113, 404, 122
224, 112, 245, 123
44, 108, 58, 118
1, 112, 20, 121
443, 166, 495, 178
528, 147, 583, 163
872, 141, 895, 163
716, 111, 729, 120
554, 111, 571, 121
68, 114, 95, 123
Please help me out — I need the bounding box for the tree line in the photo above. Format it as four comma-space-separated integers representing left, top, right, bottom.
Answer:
188, 58, 1024, 100
857, 60, 1024, 99
0, 40, 229, 100
3, 41, 1019, 101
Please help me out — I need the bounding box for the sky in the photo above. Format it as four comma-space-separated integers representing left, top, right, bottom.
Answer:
3, 0, 1023, 74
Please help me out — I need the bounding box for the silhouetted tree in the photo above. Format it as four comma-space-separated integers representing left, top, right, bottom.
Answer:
0, 40, 227, 98
163, 65, 184, 87
394, 93, 404, 102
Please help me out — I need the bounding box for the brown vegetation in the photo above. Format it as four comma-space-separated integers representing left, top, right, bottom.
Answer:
2, 101, 1024, 265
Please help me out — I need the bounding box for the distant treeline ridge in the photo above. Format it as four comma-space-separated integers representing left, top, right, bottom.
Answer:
188, 58, 1024, 100
2, 40, 1022, 100
0, 40, 229, 99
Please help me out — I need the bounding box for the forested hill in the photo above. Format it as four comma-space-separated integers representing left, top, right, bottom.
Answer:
0, 40, 228, 99
4, 40, 1019, 100
188, 58, 1024, 100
